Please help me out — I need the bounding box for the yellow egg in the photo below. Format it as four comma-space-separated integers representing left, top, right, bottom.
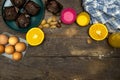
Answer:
5, 45, 15, 54
0, 44, 5, 54
12, 52, 22, 61
15, 42, 26, 52
9, 36, 19, 45
0, 34, 9, 45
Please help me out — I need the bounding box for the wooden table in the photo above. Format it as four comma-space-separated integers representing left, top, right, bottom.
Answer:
0, 0, 120, 80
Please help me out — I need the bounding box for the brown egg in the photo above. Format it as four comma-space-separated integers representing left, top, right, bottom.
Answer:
12, 52, 22, 61
0, 44, 5, 54
15, 42, 26, 52
0, 34, 9, 45
9, 36, 19, 45
5, 45, 15, 54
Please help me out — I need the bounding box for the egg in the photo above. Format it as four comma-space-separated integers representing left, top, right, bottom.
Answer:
0, 34, 9, 45
9, 36, 19, 45
0, 44, 5, 54
5, 45, 15, 54
12, 52, 22, 61
15, 42, 26, 52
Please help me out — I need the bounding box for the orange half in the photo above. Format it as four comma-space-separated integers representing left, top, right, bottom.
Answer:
26, 28, 44, 46
89, 23, 108, 41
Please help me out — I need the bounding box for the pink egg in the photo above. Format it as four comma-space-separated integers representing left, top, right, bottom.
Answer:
61, 8, 77, 24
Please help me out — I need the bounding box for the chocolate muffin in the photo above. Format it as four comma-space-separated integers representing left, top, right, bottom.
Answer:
16, 13, 30, 28
10, 0, 26, 8
45, 0, 63, 15
3, 6, 18, 20
25, 1, 40, 16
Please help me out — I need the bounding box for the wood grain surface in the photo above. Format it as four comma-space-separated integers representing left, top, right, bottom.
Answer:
0, 0, 120, 80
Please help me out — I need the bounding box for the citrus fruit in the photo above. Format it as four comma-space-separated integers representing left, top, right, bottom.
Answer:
89, 23, 108, 41
26, 28, 44, 46
108, 32, 120, 48
76, 12, 90, 26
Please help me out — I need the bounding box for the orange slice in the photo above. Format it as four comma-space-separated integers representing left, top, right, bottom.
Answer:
26, 28, 44, 46
76, 12, 90, 26
89, 23, 108, 41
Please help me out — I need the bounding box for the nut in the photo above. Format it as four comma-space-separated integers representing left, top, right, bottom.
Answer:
50, 25, 57, 28
52, 16, 57, 22
43, 24, 50, 28
87, 38, 92, 44
41, 19, 47, 25
47, 17, 53, 23
38, 25, 43, 29
49, 21, 58, 26
56, 22, 61, 28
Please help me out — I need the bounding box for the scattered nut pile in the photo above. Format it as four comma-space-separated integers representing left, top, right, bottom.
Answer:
39, 16, 61, 29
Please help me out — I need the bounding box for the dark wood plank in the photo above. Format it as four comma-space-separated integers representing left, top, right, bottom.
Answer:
26, 37, 118, 57
0, 57, 120, 80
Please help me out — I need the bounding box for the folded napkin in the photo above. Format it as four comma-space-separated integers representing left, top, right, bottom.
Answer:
82, 0, 120, 32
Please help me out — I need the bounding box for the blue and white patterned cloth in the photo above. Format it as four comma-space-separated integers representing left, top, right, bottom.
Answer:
82, 0, 120, 32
